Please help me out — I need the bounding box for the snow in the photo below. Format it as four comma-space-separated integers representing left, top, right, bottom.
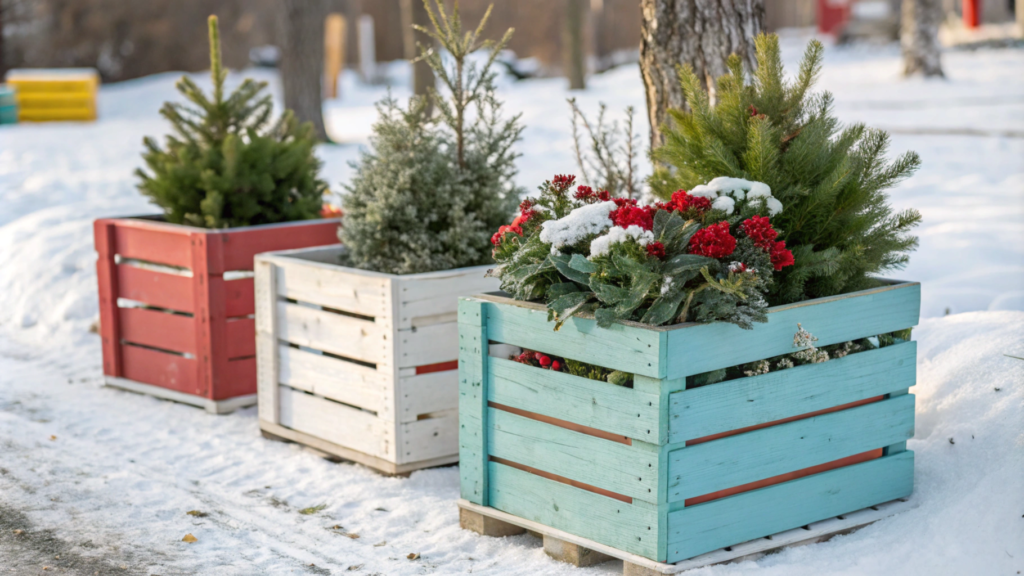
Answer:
538, 200, 615, 252
589, 224, 654, 258
0, 32, 1022, 574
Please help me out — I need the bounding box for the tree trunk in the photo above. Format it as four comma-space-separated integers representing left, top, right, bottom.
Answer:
639, 0, 764, 149
401, 0, 435, 112
901, 0, 945, 77
564, 0, 587, 90
280, 0, 329, 142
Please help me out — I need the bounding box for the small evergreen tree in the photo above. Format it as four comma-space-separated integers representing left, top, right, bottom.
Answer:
340, 1, 523, 275
651, 34, 921, 304
137, 16, 326, 228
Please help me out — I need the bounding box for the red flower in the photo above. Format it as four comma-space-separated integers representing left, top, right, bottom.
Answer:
769, 240, 795, 271
597, 190, 611, 201
538, 355, 552, 368
552, 174, 576, 194
490, 224, 523, 245
574, 185, 595, 201
740, 216, 778, 251
669, 190, 711, 214
688, 222, 737, 259
646, 241, 666, 259
551, 360, 562, 371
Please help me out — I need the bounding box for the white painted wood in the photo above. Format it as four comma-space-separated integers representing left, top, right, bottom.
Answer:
255, 247, 495, 473
255, 259, 279, 424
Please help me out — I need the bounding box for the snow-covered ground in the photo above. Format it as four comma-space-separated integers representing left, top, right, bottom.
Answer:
0, 34, 1022, 574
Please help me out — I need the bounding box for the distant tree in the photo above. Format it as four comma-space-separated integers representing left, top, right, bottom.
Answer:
564, 0, 587, 90
401, 0, 435, 112
901, 0, 944, 77
639, 0, 764, 148
280, 0, 329, 141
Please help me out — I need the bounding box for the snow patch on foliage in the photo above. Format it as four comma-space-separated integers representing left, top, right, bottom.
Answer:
538, 201, 614, 252
589, 225, 654, 258
691, 176, 783, 215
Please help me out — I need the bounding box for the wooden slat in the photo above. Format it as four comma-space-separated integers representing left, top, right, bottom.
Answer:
664, 282, 920, 379
118, 307, 196, 355
121, 344, 198, 395
275, 301, 387, 365
226, 317, 255, 359
487, 357, 662, 444
396, 322, 459, 368
117, 264, 194, 313
488, 408, 659, 503
668, 395, 915, 503
665, 452, 914, 562
398, 370, 458, 423
219, 220, 339, 272
278, 345, 386, 414
459, 298, 490, 504
215, 357, 257, 400
483, 298, 665, 378
488, 461, 661, 561
669, 342, 916, 443
224, 277, 255, 318
278, 387, 387, 458
271, 252, 390, 318
112, 221, 193, 269
255, 258, 280, 425
395, 267, 498, 329
94, 220, 123, 377
399, 414, 459, 465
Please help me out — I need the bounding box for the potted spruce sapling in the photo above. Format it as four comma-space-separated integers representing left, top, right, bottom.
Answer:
95, 16, 339, 414
254, 1, 521, 474
458, 34, 921, 569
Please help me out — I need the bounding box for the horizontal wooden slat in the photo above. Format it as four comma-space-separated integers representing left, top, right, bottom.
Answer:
271, 253, 389, 318
216, 357, 257, 400
398, 370, 458, 423
666, 451, 914, 562
396, 322, 459, 368
668, 394, 915, 503
117, 264, 195, 313
118, 307, 196, 355
488, 461, 660, 560
487, 357, 661, 444
481, 297, 665, 378
220, 220, 339, 271
396, 268, 497, 329
669, 342, 916, 443
488, 408, 659, 503
111, 221, 193, 269
278, 386, 388, 458
399, 414, 459, 464
664, 282, 920, 378
224, 277, 255, 318
121, 344, 197, 395
275, 301, 387, 365
226, 318, 255, 359
278, 344, 386, 414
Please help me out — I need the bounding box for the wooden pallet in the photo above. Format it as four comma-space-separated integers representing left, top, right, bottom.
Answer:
255, 245, 500, 474
459, 498, 914, 574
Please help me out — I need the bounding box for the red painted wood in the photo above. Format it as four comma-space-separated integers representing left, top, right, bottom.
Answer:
219, 219, 339, 271
684, 448, 884, 506
212, 357, 258, 400
94, 220, 122, 377
118, 307, 197, 355
190, 231, 225, 400
817, 0, 851, 34
117, 264, 195, 313
113, 222, 193, 269
121, 344, 198, 395
963, 0, 980, 28
415, 359, 459, 375
226, 317, 256, 359
224, 277, 255, 318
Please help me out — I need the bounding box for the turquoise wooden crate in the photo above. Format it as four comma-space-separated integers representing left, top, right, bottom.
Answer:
0, 86, 16, 124
458, 280, 919, 564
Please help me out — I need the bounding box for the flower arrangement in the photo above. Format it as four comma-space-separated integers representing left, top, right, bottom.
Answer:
490, 174, 794, 330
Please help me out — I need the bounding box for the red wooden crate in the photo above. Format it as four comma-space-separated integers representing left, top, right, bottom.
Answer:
94, 216, 340, 413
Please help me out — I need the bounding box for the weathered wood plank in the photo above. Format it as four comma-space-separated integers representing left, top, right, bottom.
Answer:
487, 357, 661, 444
488, 461, 661, 560
116, 264, 194, 313
459, 298, 489, 504
118, 306, 196, 355
669, 342, 917, 443
272, 253, 390, 318
219, 220, 339, 272
277, 387, 388, 458
121, 344, 197, 396
395, 267, 497, 329
278, 345, 386, 414
223, 276, 255, 318
112, 221, 193, 269
398, 413, 459, 465
488, 407, 660, 503
397, 370, 458, 423
483, 299, 665, 378
226, 317, 255, 359
396, 322, 460, 368
218, 356, 256, 400
255, 258, 279, 425
668, 394, 915, 503
275, 300, 387, 365
664, 282, 920, 378
665, 451, 914, 562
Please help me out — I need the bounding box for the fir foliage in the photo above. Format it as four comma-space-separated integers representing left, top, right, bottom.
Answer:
339, 1, 523, 275
651, 34, 921, 304
137, 17, 325, 229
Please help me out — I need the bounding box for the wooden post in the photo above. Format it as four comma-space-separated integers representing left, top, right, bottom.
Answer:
358, 14, 376, 83
190, 232, 227, 404
458, 298, 489, 504
255, 258, 280, 425
324, 13, 346, 99
94, 220, 122, 378
962, 0, 980, 28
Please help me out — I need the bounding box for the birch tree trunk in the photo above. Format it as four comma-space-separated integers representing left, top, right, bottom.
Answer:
639, 0, 764, 149
901, 0, 945, 77
564, 0, 587, 90
401, 0, 435, 111
280, 0, 329, 142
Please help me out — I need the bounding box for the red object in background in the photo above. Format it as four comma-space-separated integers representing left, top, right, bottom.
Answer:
320, 203, 343, 218
962, 0, 981, 28
818, 0, 852, 35
94, 216, 340, 403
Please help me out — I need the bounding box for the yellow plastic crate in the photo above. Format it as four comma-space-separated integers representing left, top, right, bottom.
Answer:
5, 68, 98, 122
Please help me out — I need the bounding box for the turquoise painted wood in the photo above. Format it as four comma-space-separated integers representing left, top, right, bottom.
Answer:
669, 342, 917, 443
458, 282, 920, 564
488, 407, 661, 503
665, 452, 915, 562
488, 356, 662, 443
488, 461, 660, 559
668, 394, 915, 502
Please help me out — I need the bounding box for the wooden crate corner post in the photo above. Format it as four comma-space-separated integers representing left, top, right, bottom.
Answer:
94, 219, 122, 378
458, 297, 489, 506
255, 255, 280, 426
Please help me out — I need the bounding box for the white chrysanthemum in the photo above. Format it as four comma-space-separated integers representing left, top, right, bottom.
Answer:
539, 201, 615, 253
589, 225, 654, 258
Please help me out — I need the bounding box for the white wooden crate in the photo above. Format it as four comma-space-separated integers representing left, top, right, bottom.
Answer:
255, 245, 499, 474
